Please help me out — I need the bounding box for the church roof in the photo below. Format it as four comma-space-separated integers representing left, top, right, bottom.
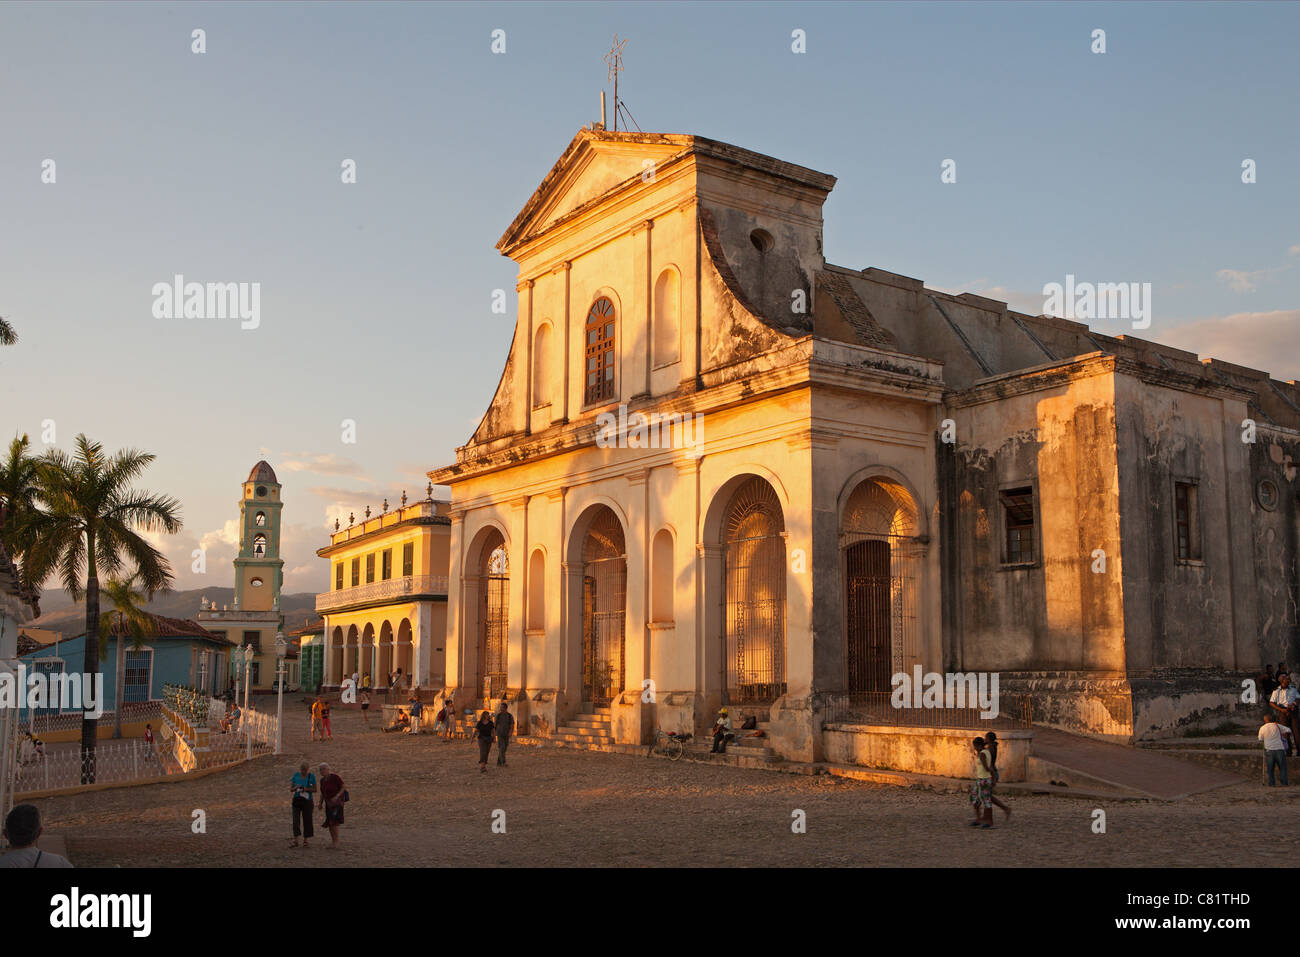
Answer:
247, 460, 278, 485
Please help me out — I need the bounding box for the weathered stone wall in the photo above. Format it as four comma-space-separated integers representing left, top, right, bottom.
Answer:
1249, 430, 1300, 668
822, 723, 1032, 781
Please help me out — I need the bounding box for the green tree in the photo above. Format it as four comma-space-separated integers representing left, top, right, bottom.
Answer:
0, 435, 41, 592
26, 435, 181, 782
0, 317, 15, 346
98, 574, 162, 739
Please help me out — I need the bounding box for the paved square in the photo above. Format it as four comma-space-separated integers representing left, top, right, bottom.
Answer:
33, 704, 1299, 867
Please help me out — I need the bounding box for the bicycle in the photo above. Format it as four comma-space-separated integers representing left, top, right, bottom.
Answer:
647, 728, 690, 761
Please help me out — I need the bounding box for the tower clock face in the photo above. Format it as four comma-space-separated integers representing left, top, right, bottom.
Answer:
256, 485, 267, 497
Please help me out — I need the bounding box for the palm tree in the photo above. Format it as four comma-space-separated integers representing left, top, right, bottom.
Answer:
26, 435, 181, 782
98, 574, 162, 739
0, 435, 40, 591
0, 317, 15, 346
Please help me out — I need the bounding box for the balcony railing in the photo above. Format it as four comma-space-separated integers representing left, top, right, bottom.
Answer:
316, 574, 449, 612
327, 500, 443, 546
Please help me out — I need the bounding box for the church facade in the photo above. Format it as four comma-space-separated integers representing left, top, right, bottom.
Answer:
430, 128, 1300, 756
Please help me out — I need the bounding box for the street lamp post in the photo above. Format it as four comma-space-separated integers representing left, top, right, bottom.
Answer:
242, 644, 253, 760
274, 634, 287, 756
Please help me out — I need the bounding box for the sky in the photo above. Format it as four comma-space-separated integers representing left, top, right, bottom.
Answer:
2, 0, 1297, 597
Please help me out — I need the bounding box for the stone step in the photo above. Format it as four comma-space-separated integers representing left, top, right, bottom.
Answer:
567, 715, 612, 729
554, 730, 613, 744
1140, 736, 1261, 751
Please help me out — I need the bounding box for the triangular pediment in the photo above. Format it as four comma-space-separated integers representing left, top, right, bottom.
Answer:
497, 129, 692, 255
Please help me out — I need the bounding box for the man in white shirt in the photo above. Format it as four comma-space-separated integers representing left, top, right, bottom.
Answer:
1270, 673, 1300, 756
1260, 715, 1292, 786
0, 805, 73, 868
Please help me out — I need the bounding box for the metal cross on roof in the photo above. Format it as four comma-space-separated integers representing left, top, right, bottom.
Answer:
603, 34, 627, 131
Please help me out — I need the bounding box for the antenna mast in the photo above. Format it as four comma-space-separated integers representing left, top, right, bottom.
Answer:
603, 34, 627, 132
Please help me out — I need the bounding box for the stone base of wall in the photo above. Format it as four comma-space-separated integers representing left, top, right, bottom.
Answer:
611, 691, 650, 745
824, 724, 1033, 781
1129, 670, 1253, 740
998, 672, 1134, 741
656, 692, 702, 739
766, 696, 823, 764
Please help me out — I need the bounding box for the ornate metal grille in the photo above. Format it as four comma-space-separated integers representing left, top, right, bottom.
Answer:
842, 479, 921, 691
582, 508, 626, 706
584, 297, 616, 405
723, 478, 787, 704
479, 539, 509, 700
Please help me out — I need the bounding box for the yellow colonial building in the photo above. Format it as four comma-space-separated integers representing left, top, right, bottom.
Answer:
315, 488, 451, 694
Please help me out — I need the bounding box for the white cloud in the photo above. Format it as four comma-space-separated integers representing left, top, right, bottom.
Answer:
1159, 309, 1300, 381
1216, 268, 1268, 293
279, 453, 368, 477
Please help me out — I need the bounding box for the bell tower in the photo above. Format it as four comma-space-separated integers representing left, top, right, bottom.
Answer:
234, 460, 284, 613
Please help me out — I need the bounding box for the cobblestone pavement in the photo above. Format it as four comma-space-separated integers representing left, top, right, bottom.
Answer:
33, 703, 1300, 867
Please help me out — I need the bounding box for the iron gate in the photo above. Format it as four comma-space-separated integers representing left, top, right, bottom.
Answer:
846, 539, 892, 693
582, 509, 626, 706
479, 542, 509, 700
723, 478, 787, 704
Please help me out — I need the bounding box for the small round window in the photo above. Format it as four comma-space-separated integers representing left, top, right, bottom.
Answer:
250, 577, 264, 588
750, 229, 773, 253
1257, 479, 1280, 511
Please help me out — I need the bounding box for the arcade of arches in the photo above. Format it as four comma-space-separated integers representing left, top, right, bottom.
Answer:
440, 467, 935, 762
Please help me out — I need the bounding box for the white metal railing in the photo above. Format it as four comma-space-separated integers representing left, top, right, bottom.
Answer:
316, 574, 449, 611
13, 739, 168, 794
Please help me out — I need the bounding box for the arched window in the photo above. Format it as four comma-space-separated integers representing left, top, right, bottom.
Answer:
252, 533, 267, 557
651, 528, 674, 624
722, 477, 786, 704
584, 297, 616, 405
527, 548, 545, 631
653, 269, 680, 367
254, 511, 266, 527
532, 323, 552, 408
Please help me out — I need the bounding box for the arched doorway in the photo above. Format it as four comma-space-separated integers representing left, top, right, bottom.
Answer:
841, 477, 921, 693
344, 625, 359, 678
722, 477, 787, 704
330, 627, 343, 685
582, 507, 626, 706
361, 624, 375, 686
397, 619, 413, 687
478, 532, 509, 701
378, 621, 394, 686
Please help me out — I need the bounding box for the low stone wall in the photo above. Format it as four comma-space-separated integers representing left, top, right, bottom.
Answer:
823, 723, 1033, 781
1129, 671, 1252, 741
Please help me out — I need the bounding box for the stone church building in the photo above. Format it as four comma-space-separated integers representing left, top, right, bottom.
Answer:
430, 127, 1300, 758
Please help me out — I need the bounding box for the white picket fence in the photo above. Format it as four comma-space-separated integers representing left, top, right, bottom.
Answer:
13, 739, 167, 794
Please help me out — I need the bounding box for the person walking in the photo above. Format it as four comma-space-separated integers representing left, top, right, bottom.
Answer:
1270, 672, 1299, 756
318, 763, 345, 848
359, 690, 371, 727
984, 730, 1011, 821
361, 672, 372, 696
310, 697, 324, 741
442, 696, 458, 741
1260, 713, 1292, 786
495, 701, 515, 766
320, 697, 333, 740
408, 694, 423, 735
290, 762, 316, 847
968, 736, 995, 828
475, 710, 496, 773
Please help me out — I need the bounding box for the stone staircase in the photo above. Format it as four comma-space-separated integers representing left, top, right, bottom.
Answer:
685, 720, 783, 768
553, 706, 614, 749
1136, 714, 1280, 782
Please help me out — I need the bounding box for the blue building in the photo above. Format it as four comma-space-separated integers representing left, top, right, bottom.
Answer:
16, 614, 234, 720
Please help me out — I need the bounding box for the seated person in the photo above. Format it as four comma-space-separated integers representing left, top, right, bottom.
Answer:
220, 703, 241, 734
383, 709, 411, 733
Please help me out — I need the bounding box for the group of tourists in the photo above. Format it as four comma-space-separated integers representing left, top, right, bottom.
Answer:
287, 761, 346, 849
1258, 662, 1298, 785
474, 702, 515, 772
